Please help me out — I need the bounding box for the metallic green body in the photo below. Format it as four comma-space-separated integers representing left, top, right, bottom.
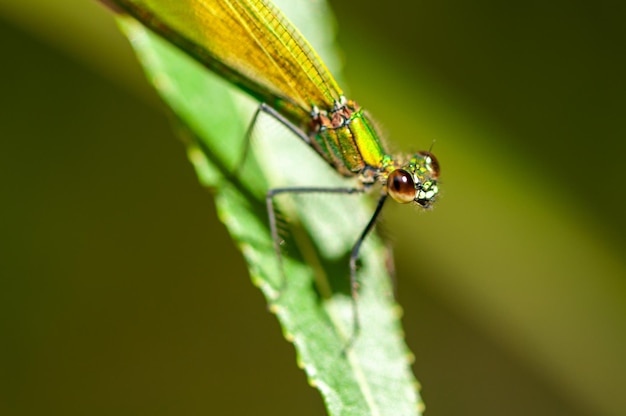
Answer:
310, 101, 387, 177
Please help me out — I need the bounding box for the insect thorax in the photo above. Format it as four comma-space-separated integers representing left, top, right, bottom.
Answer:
309, 98, 387, 178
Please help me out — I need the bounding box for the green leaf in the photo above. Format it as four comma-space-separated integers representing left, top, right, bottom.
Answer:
104, 0, 423, 414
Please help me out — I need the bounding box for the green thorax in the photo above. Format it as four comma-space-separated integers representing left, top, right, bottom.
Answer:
309, 98, 387, 177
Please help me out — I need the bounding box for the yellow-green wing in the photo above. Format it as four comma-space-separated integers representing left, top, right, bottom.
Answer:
218, 0, 343, 108
111, 0, 343, 119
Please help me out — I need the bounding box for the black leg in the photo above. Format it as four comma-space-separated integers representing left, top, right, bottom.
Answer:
346, 194, 387, 349
266, 186, 364, 289
231, 103, 311, 177
267, 187, 387, 348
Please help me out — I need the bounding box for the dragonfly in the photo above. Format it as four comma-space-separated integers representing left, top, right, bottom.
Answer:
102, 0, 440, 340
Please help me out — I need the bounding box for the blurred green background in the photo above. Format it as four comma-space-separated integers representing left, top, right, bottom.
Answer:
1, 1, 624, 415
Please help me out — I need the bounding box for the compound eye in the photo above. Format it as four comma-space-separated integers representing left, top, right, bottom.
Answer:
387, 169, 416, 204
417, 151, 440, 179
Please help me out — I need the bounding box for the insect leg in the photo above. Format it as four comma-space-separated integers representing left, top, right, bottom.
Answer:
346, 194, 387, 348
232, 103, 311, 176
267, 187, 387, 348
266, 186, 364, 290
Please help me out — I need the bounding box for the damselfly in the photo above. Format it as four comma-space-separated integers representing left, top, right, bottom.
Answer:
103, 0, 440, 341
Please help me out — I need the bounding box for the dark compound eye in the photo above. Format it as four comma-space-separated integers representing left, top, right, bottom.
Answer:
387, 169, 416, 204
417, 151, 440, 179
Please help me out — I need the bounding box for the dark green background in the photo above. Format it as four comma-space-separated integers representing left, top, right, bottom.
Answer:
1, 1, 624, 415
